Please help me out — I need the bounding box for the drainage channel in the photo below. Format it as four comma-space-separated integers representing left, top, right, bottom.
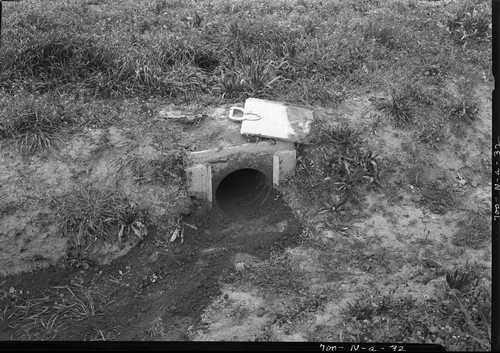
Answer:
215, 168, 272, 218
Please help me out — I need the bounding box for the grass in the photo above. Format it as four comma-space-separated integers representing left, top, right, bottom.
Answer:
127, 151, 189, 186
375, 88, 418, 127
374, 81, 440, 128
146, 317, 167, 338
271, 293, 327, 330
416, 122, 446, 149
3, 284, 110, 340
341, 272, 491, 350
50, 183, 148, 251
0, 89, 122, 157
0, 0, 490, 105
0, 91, 80, 156
446, 269, 473, 292
291, 117, 378, 212
446, 2, 491, 45
223, 251, 304, 295
0, 0, 492, 347
362, 18, 400, 50
448, 98, 480, 137
452, 211, 490, 249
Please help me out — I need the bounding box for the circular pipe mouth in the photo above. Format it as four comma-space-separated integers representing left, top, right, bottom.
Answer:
215, 168, 271, 217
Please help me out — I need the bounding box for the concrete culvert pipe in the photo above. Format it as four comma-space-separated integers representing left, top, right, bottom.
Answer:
215, 168, 272, 217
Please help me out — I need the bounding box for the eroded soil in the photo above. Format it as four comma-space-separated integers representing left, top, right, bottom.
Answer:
0, 190, 302, 341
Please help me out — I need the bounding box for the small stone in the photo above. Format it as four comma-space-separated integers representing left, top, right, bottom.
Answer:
434, 206, 446, 215
173, 247, 182, 255
148, 252, 159, 262
322, 230, 335, 238
256, 307, 265, 317
422, 259, 441, 268
8, 287, 15, 294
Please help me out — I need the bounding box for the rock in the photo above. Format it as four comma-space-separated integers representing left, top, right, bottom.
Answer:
322, 230, 335, 238
8, 287, 15, 294
256, 307, 265, 317
422, 258, 441, 268
148, 252, 159, 262
433, 206, 446, 215
435, 181, 446, 190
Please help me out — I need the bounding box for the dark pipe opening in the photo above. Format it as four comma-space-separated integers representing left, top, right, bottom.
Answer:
215, 168, 271, 217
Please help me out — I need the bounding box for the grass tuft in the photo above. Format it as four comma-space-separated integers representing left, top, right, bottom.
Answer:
292, 117, 378, 212
447, 3, 491, 44
146, 317, 167, 338
446, 269, 472, 292
417, 122, 446, 149
50, 183, 148, 248
0, 91, 80, 156
375, 88, 417, 127
341, 278, 490, 350
448, 99, 479, 137
3, 284, 110, 340
363, 20, 399, 49
1, 33, 115, 93
451, 211, 489, 249
127, 150, 188, 186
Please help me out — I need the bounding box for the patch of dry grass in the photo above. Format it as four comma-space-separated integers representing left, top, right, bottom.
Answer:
0, 91, 80, 156
49, 183, 149, 263
452, 211, 490, 249
145, 317, 167, 338
3, 284, 112, 340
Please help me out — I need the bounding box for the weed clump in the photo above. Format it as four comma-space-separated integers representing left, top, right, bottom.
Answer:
126, 150, 188, 186
447, 3, 491, 44
375, 83, 439, 128
446, 269, 472, 292
146, 317, 167, 338
341, 277, 491, 350
375, 88, 418, 127
51, 184, 148, 248
2, 284, 110, 340
1, 33, 116, 93
451, 211, 489, 249
346, 289, 405, 322
0, 91, 80, 156
292, 116, 379, 213
448, 99, 479, 137
362, 20, 399, 49
417, 122, 446, 149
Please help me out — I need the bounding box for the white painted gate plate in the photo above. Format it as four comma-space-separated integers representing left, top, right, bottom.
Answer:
239, 98, 315, 143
